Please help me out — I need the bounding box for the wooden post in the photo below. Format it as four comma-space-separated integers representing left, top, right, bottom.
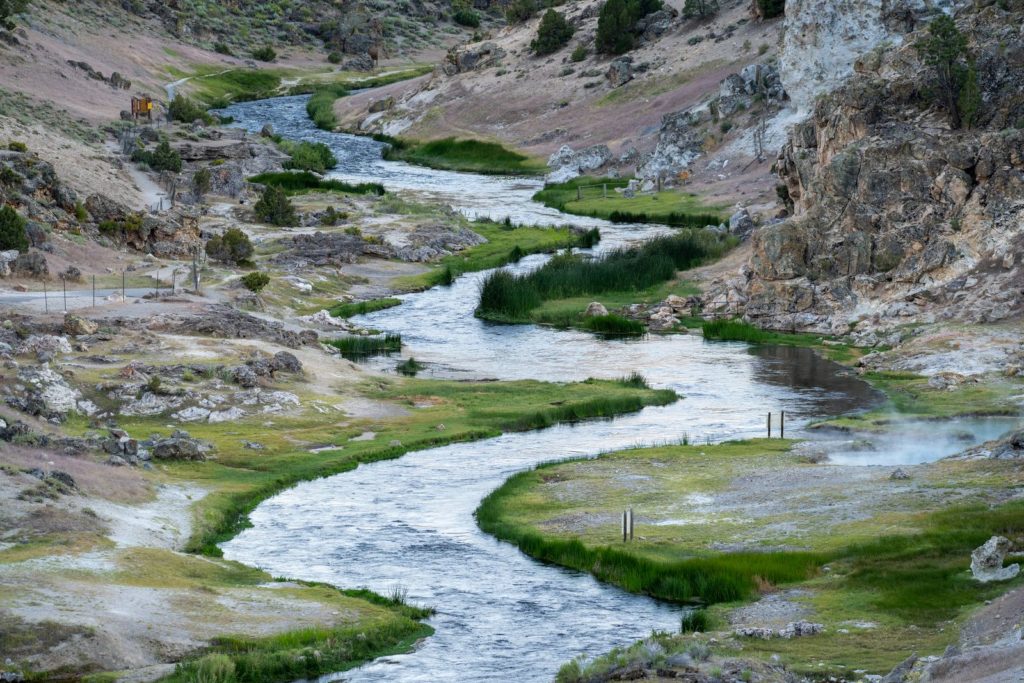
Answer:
576, 185, 581, 201
602, 184, 607, 199
780, 411, 785, 439
192, 247, 199, 292
622, 511, 627, 543
767, 412, 772, 439
628, 507, 634, 541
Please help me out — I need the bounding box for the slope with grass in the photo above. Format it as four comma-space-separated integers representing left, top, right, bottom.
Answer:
479, 438, 1024, 677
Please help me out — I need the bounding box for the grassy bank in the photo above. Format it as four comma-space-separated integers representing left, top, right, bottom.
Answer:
479, 436, 1024, 676
330, 297, 402, 318
534, 177, 723, 226
381, 137, 546, 175
393, 221, 599, 291
476, 231, 733, 323
170, 66, 285, 108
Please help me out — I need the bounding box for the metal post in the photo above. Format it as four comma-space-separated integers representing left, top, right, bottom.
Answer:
780, 411, 785, 439
628, 507, 634, 541
767, 412, 772, 439
122, 270, 126, 302
171, 270, 176, 295
576, 185, 581, 201
92, 275, 96, 308
622, 511, 627, 542
192, 247, 199, 292
62, 278, 67, 312
602, 183, 607, 199
43, 280, 48, 313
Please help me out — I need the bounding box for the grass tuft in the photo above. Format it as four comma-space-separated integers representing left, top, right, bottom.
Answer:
329, 298, 402, 318
249, 171, 384, 196
328, 334, 402, 360
582, 313, 645, 337
382, 137, 545, 175
395, 357, 425, 376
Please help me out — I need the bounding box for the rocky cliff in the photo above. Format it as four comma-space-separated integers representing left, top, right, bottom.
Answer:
709, 1, 1024, 337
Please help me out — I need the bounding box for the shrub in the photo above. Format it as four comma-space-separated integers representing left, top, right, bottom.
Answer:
149, 140, 182, 172
917, 15, 976, 130
596, 0, 634, 54
506, 0, 537, 23
240, 271, 270, 292
213, 42, 233, 56
680, 609, 710, 633
7, 140, 26, 152
756, 0, 784, 18
0, 0, 29, 30
396, 357, 425, 376
73, 201, 87, 222
570, 44, 588, 62
206, 227, 254, 265
283, 141, 338, 172
168, 95, 210, 124
253, 185, 297, 226
327, 51, 343, 64
532, 10, 575, 56
192, 168, 212, 198
453, 8, 480, 27
0, 205, 29, 252
251, 45, 277, 62
683, 0, 718, 18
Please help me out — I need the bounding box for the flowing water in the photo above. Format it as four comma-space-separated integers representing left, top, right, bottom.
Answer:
216, 96, 1015, 681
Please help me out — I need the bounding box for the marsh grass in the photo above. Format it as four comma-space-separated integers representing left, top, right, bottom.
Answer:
382, 137, 546, 175
477, 232, 732, 321
582, 314, 644, 337
701, 319, 771, 343
618, 372, 651, 389
329, 298, 402, 318
534, 177, 723, 226
249, 171, 384, 196
306, 84, 349, 130
395, 357, 425, 376
329, 334, 402, 360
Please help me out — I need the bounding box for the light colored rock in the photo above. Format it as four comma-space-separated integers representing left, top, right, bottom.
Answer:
729, 208, 755, 238
208, 406, 246, 423
971, 536, 1021, 583
173, 406, 212, 422
584, 302, 609, 317
63, 314, 98, 336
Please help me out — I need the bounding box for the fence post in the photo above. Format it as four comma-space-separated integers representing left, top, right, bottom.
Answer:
92, 275, 96, 308
781, 411, 785, 439
622, 510, 627, 542
628, 507, 634, 541
767, 412, 772, 439
602, 184, 607, 199
576, 185, 581, 201
62, 277, 67, 312
43, 280, 48, 313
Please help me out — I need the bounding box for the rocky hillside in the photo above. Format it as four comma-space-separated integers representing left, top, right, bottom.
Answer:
706, 0, 1024, 337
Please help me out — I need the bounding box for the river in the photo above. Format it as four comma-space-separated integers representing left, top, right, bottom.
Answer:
213, 95, 967, 681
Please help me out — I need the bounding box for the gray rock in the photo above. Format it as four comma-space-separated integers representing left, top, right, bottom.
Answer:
272, 351, 302, 373
728, 208, 755, 239
606, 57, 633, 88
584, 302, 609, 317
970, 535, 1020, 582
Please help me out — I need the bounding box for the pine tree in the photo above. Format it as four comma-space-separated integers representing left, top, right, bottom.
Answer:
531, 10, 575, 55
917, 15, 973, 129
596, 0, 634, 54
0, 205, 28, 253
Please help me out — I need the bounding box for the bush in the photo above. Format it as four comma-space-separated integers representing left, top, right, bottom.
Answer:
148, 140, 182, 173
0, 205, 29, 252
682, 0, 718, 18
596, 0, 634, 54
327, 51, 343, 64
680, 609, 710, 633
7, 140, 26, 152
506, 0, 537, 23
251, 45, 277, 62
206, 227, 254, 265
0, 0, 29, 29
396, 357, 425, 376
192, 168, 212, 198
570, 44, 588, 62
253, 185, 297, 226
531, 10, 575, 56
168, 95, 211, 124
283, 141, 338, 172
213, 42, 233, 56
757, 0, 784, 18
240, 271, 270, 292
917, 15, 973, 129
453, 8, 480, 27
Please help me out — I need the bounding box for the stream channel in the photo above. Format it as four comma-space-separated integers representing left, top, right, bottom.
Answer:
215, 95, 1012, 681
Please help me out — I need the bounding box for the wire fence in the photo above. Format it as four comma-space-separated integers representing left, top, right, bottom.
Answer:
31, 266, 200, 314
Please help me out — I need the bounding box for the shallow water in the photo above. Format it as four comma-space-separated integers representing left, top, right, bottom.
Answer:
217, 96, 1012, 681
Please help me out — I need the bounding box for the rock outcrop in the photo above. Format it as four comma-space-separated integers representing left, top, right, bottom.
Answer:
970, 535, 1021, 583
711, 3, 1024, 333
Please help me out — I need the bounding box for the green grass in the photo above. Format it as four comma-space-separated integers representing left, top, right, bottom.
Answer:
476, 232, 733, 322
581, 313, 645, 337
185, 68, 284, 108
249, 171, 384, 196
396, 357, 425, 376
382, 137, 546, 175
328, 334, 402, 360
394, 222, 597, 290
307, 84, 350, 130
329, 298, 402, 318
534, 177, 723, 226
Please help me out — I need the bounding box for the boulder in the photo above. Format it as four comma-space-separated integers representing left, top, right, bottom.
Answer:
208, 406, 246, 423
584, 302, 609, 317
13, 251, 47, 278
151, 431, 209, 461
889, 468, 910, 480
971, 536, 1020, 582
368, 96, 394, 113
606, 57, 633, 88
232, 365, 260, 388
728, 208, 755, 239
271, 351, 302, 373
63, 314, 98, 336
260, 123, 274, 137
